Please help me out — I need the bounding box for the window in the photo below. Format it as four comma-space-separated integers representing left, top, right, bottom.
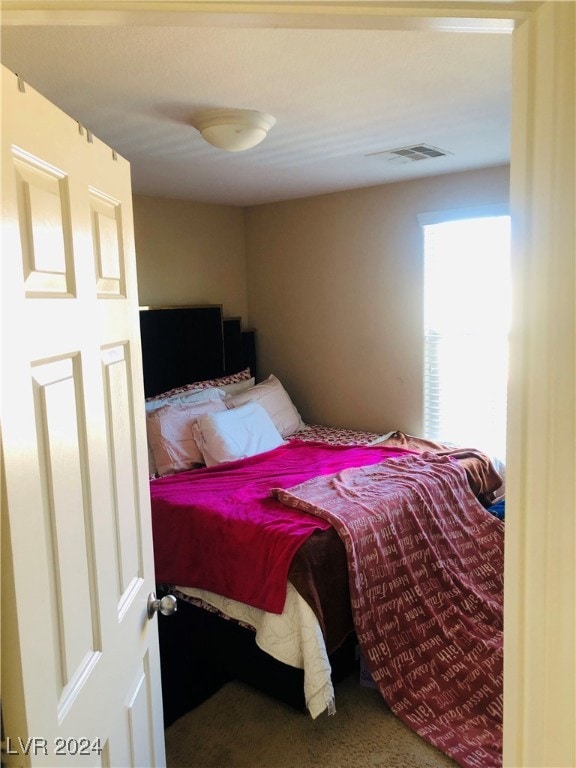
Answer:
422, 212, 511, 461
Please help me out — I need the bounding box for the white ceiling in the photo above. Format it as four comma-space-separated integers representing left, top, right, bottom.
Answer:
0, 23, 512, 206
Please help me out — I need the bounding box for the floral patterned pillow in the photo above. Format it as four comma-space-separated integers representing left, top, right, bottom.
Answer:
145, 367, 252, 404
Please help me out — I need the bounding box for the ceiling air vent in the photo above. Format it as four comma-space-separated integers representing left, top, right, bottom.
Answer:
367, 144, 452, 163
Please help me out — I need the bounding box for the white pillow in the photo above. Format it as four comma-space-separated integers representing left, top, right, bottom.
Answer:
145, 386, 225, 414
192, 401, 285, 466
146, 399, 227, 476
225, 375, 304, 438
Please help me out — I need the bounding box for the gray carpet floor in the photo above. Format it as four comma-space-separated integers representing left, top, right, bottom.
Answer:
165, 674, 460, 768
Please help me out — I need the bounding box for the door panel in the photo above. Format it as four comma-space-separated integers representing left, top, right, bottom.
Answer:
13, 148, 76, 297
90, 188, 125, 298
101, 342, 144, 611
125, 657, 157, 768
1, 64, 165, 767
31, 355, 101, 722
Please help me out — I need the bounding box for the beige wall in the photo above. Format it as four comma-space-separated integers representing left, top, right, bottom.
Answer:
132, 168, 509, 434
133, 194, 248, 322
245, 165, 510, 434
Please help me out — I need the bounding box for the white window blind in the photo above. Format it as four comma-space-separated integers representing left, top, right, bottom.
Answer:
423, 215, 511, 462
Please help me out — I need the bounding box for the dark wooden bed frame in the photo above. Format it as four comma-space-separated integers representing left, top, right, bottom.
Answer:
139, 304, 256, 398
139, 305, 357, 727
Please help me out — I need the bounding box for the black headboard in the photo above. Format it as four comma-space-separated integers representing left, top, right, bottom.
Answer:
139, 305, 256, 398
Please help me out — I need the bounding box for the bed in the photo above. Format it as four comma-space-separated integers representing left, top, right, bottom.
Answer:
141, 305, 505, 768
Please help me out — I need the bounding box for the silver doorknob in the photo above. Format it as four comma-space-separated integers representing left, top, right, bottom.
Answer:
147, 592, 177, 619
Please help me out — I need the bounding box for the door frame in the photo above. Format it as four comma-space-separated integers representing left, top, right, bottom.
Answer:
2, 3, 574, 767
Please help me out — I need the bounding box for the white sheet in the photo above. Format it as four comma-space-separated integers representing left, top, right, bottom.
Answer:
174, 581, 335, 718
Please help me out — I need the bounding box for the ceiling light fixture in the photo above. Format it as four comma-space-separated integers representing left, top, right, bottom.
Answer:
193, 108, 276, 152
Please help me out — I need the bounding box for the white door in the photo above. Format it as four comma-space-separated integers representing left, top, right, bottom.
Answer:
1, 65, 166, 767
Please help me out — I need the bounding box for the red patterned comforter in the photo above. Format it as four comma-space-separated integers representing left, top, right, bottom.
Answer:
275, 453, 504, 768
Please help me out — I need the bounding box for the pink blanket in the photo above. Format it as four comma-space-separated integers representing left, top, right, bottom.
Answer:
150, 441, 411, 613
276, 453, 504, 768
